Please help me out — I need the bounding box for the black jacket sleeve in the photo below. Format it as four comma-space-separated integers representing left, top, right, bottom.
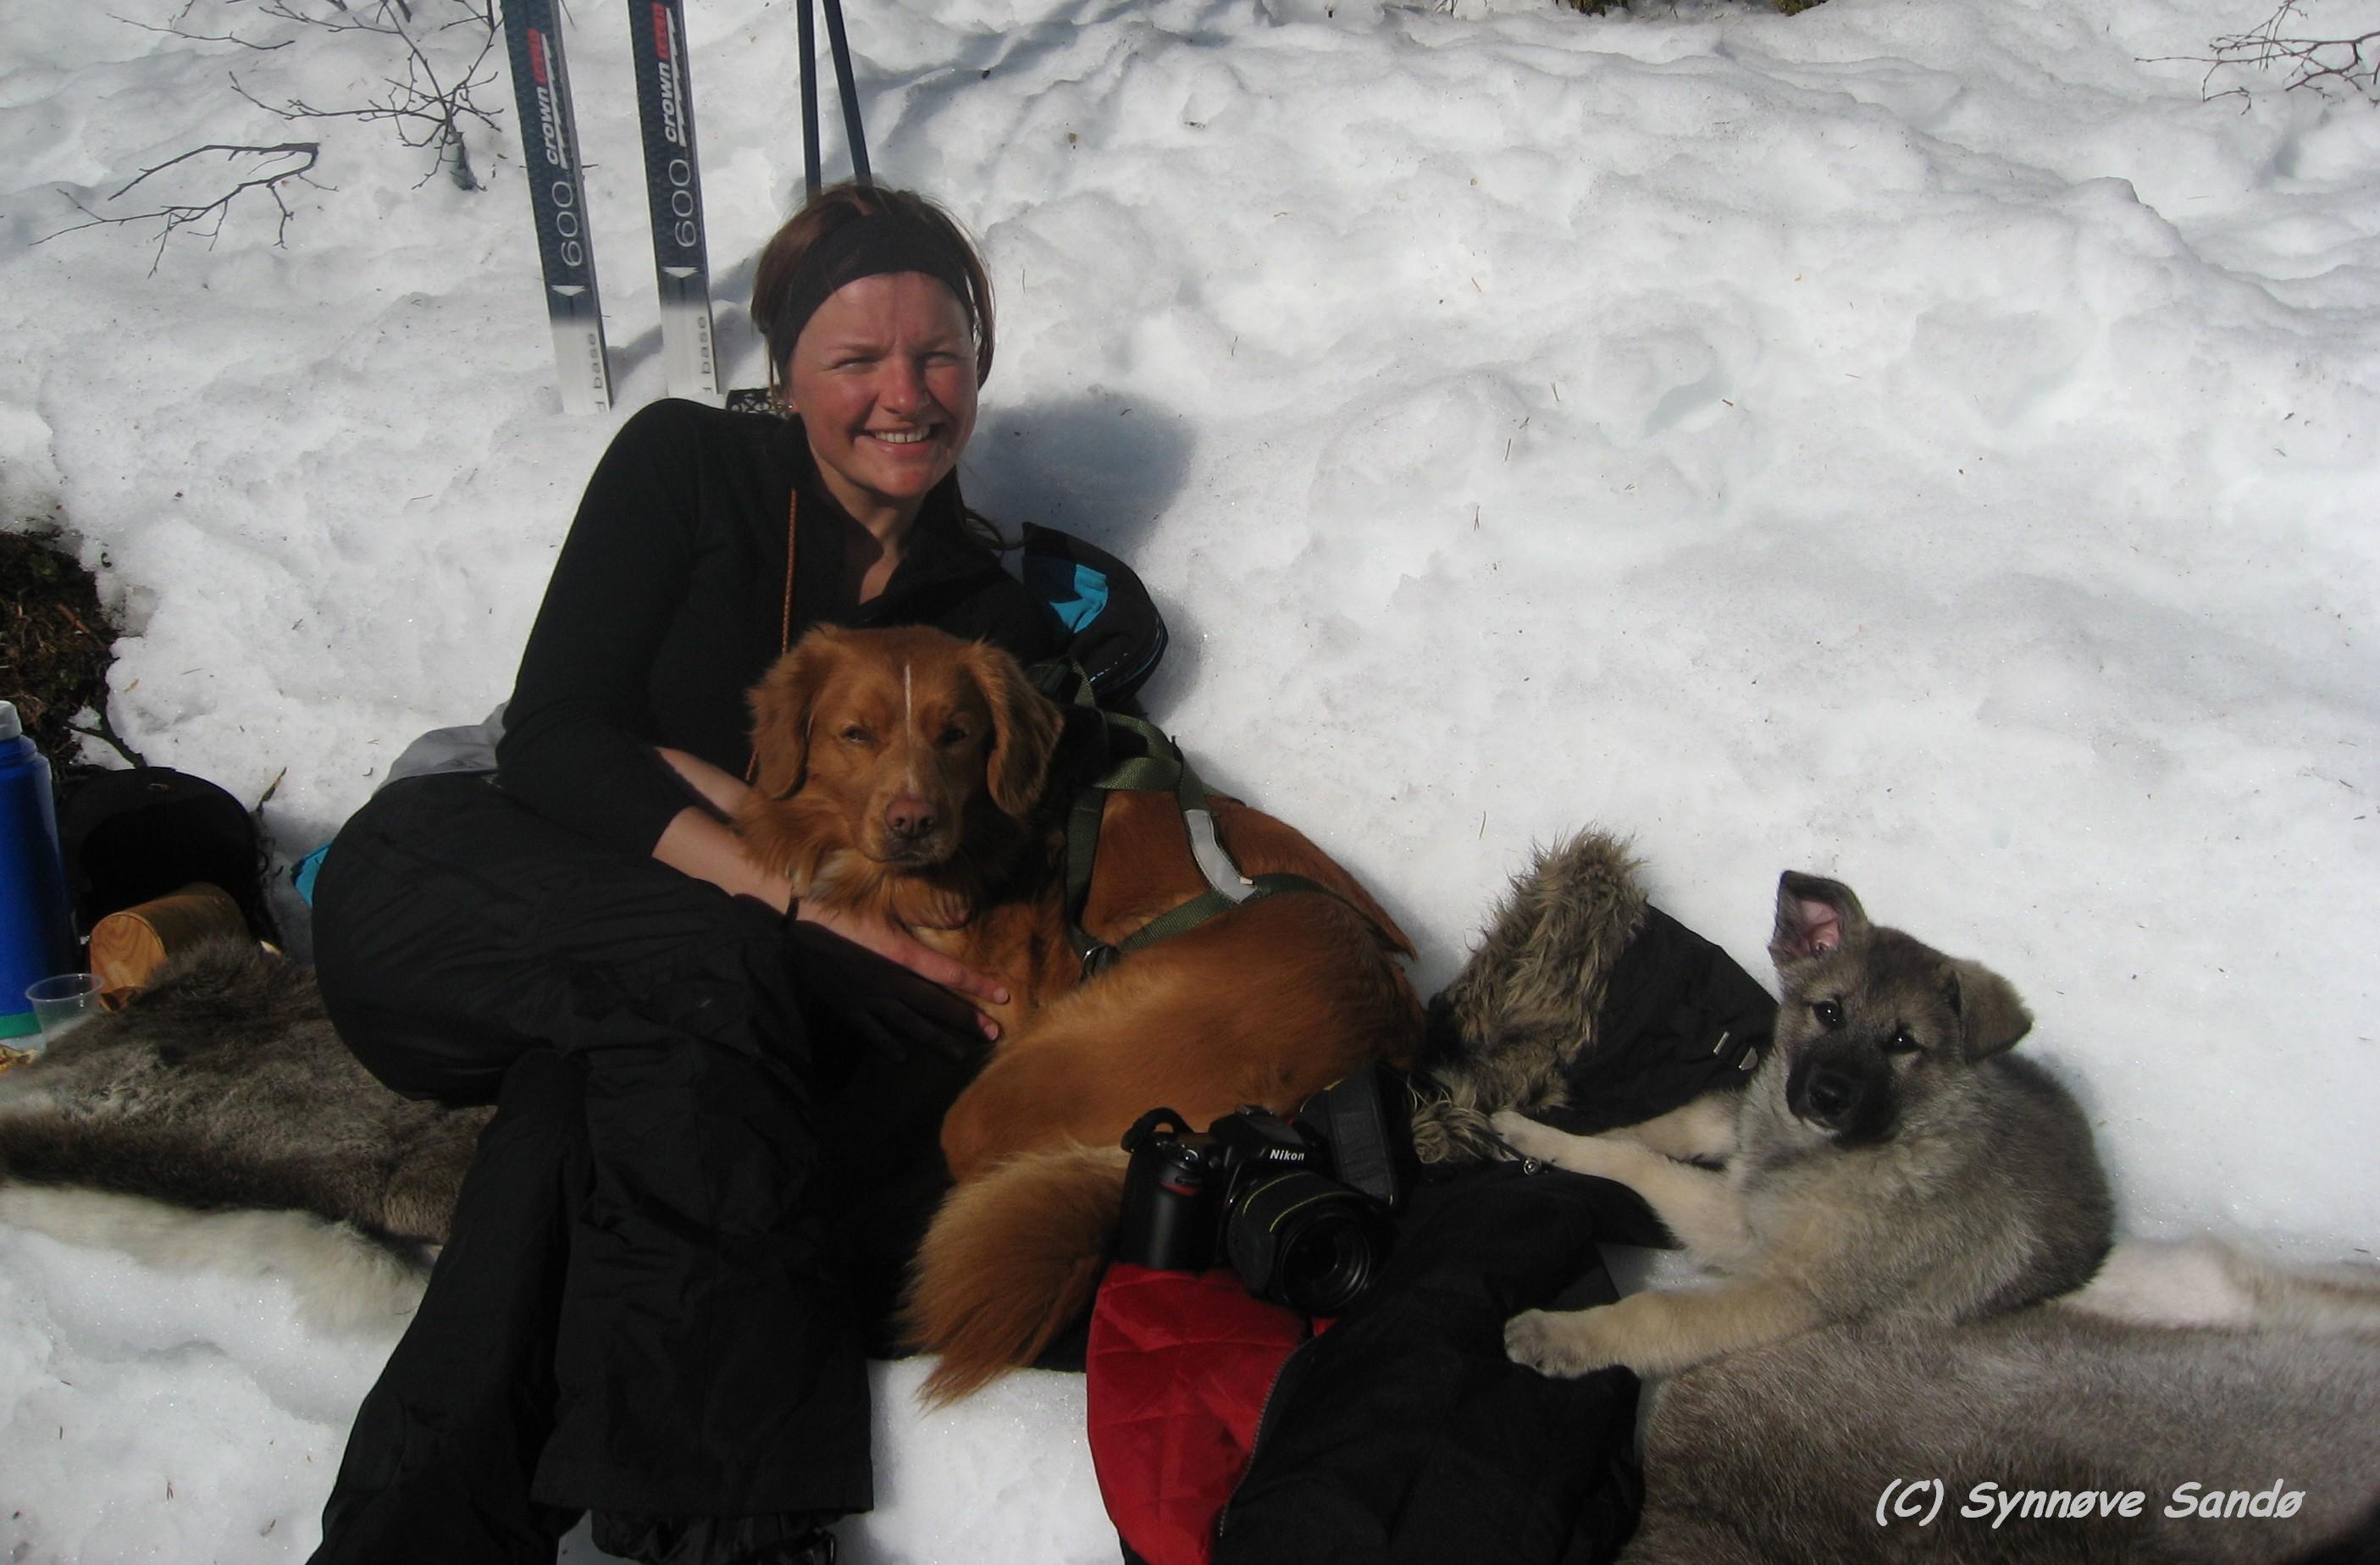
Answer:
1212, 1164, 1643, 1565
496, 403, 715, 852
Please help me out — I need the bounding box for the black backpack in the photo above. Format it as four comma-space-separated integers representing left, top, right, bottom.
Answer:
58, 767, 282, 946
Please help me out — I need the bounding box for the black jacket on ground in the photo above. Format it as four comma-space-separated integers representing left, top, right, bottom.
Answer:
1210, 1163, 1645, 1565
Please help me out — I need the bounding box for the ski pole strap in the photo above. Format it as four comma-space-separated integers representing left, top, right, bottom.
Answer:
799, 0, 870, 196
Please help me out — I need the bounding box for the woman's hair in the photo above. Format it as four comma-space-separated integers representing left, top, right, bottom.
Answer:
752, 183, 997, 401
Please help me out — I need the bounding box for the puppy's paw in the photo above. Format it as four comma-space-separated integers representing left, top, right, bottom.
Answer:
1505, 1306, 1624, 1379
1491, 1111, 1633, 1179
1489, 1110, 1574, 1166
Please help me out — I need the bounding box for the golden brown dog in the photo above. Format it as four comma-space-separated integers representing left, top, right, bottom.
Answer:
738, 623, 1422, 1400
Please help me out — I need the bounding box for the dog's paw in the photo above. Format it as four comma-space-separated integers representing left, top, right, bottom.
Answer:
1491, 1111, 1632, 1179
1489, 1110, 1571, 1165
1505, 1306, 1624, 1379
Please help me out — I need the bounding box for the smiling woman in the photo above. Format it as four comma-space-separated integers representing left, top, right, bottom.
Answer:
786, 272, 981, 587
298, 182, 1129, 1565
749, 185, 1000, 601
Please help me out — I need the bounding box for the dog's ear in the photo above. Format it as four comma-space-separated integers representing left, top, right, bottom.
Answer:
745, 629, 844, 802
966, 643, 1065, 819
1770, 871, 1869, 967
1947, 958, 2032, 1059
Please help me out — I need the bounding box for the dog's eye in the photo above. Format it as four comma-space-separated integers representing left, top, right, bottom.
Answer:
939, 722, 973, 746
839, 724, 874, 745
1813, 1000, 1843, 1028
1885, 1031, 1921, 1055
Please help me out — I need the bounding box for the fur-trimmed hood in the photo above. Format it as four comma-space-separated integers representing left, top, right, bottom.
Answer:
1413, 830, 1774, 1164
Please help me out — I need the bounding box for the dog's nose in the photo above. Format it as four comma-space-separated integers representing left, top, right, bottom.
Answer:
885, 795, 939, 841
1803, 1067, 1859, 1125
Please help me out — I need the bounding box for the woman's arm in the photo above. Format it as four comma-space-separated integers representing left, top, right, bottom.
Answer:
651, 803, 794, 910
652, 749, 1010, 1031
496, 404, 715, 852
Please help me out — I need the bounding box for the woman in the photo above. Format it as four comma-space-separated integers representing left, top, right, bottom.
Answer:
307, 184, 1133, 1565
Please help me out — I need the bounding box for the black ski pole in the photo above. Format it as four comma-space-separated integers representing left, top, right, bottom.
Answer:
822, 0, 871, 184
799, 0, 822, 196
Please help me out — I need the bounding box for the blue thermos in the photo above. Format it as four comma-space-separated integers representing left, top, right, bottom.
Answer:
1, 700, 78, 1040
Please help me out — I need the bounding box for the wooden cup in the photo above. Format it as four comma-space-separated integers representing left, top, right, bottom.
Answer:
87, 882, 249, 995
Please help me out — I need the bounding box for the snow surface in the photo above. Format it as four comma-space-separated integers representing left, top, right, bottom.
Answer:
4, 0, 2378, 1557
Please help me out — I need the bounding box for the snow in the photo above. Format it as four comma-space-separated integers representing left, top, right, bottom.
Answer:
3, 0, 2377, 1557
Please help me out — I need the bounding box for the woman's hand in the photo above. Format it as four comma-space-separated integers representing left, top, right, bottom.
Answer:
793, 899, 1009, 1044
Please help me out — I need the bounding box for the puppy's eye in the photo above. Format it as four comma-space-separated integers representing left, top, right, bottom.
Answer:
839, 724, 874, 744
1881, 1030, 1923, 1055
1813, 1000, 1843, 1028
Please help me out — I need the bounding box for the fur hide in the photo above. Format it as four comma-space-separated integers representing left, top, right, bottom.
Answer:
1, 842, 1658, 1319
0, 938, 484, 1325
1410, 829, 1648, 1164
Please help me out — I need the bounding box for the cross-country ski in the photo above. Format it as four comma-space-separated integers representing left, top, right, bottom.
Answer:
501, 0, 612, 414
628, 0, 718, 402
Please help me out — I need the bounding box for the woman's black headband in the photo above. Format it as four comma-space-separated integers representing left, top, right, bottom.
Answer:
771, 211, 977, 364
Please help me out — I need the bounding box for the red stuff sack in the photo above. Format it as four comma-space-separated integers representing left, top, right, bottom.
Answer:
1085, 1264, 1310, 1565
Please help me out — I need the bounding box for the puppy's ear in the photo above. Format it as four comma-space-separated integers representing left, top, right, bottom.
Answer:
966, 643, 1064, 819
1947, 959, 2032, 1059
746, 629, 844, 801
1769, 871, 1868, 968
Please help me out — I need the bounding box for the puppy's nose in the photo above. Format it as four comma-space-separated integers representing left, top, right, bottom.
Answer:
885, 794, 939, 841
1804, 1067, 1858, 1124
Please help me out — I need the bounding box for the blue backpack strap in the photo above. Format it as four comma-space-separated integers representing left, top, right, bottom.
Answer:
1020, 523, 1168, 705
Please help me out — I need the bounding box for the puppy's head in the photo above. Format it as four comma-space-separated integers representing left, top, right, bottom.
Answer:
746, 624, 1064, 867
1765, 871, 2031, 1147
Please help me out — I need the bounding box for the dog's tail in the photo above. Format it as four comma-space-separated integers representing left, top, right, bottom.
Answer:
902, 1139, 1131, 1406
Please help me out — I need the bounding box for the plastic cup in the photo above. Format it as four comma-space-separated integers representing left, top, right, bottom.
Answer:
25, 972, 102, 1048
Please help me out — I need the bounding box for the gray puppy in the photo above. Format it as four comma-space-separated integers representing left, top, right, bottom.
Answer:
1498, 870, 2112, 1379
0, 937, 482, 1246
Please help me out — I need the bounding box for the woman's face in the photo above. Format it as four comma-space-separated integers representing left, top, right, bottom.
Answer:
784, 270, 978, 530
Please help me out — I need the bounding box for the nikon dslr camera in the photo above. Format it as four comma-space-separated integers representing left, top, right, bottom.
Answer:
1112, 1066, 1403, 1315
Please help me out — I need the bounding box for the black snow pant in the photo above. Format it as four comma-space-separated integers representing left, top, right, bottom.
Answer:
305, 771, 976, 1564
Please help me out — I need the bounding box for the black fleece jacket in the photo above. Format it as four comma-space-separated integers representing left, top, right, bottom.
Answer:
495, 398, 1065, 851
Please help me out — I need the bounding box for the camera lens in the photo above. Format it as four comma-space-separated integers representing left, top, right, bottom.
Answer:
1275, 1217, 1376, 1315
1224, 1172, 1392, 1315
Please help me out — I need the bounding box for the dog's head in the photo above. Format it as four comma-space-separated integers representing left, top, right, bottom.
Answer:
1763, 871, 2032, 1147
745, 624, 1065, 868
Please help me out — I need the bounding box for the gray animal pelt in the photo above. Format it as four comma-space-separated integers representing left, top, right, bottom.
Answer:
1627, 1248, 2380, 1564
1410, 829, 1647, 1164
0, 938, 485, 1246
